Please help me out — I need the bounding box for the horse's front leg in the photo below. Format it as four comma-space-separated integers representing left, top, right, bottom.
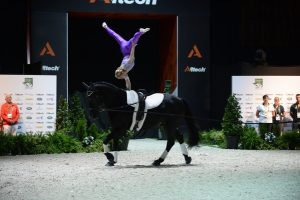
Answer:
103, 133, 116, 166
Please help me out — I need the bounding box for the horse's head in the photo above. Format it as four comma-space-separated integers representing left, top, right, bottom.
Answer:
83, 81, 124, 119
83, 82, 105, 119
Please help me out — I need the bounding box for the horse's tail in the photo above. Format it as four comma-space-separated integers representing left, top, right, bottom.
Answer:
182, 99, 200, 148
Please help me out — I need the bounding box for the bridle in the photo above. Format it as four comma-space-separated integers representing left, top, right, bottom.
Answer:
87, 90, 94, 97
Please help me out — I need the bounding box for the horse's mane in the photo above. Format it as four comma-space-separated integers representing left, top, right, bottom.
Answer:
93, 81, 123, 91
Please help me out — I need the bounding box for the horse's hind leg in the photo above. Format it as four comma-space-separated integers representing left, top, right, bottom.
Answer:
175, 128, 192, 164
152, 125, 175, 166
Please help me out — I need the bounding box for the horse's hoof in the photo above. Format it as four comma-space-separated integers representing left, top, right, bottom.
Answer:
152, 160, 160, 166
152, 158, 164, 166
185, 156, 192, 164
105, 161, 115, 166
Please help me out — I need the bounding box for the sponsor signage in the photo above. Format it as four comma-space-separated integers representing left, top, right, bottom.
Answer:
184, 66, 206, 73
106, 0, 158, 5
184, 45, 208, 73
0, 75, 57, 134
89, 0, 158, 5
232, 76, 300, 125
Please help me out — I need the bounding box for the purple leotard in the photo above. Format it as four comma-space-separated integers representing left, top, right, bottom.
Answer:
104, 25, 143, 71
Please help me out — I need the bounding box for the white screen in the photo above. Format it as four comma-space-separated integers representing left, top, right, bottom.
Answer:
0, 75, 57, 134
232, 76, 299, 125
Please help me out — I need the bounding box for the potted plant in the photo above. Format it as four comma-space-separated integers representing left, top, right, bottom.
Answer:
222, 94, 243, 149
281, 131, 300, 150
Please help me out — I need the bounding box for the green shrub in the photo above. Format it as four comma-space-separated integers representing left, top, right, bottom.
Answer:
98, 129, 108, 140
281, 131, 300, 150
273, 137, 288, 149
47, 131, 83, 153
69, 93, 87, 135
240, 126, 281, 150
75, 119, 87, 141
0, 130, 109, 155
56, 96, 72, 133
0, 133, 14, 155
87, 123, 100, 139
240, 127, 262, 150
222, 95, 243, 136
258, 123, 269, 139
84, 139, 103, 153
200, 129, 225, 147
258, 141, 276, 150
16, 134, 37, 154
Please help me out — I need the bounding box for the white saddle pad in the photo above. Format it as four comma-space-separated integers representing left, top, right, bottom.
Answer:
145, 93, 164, 109
126, 90, 164, 109
126, 90, 164, 131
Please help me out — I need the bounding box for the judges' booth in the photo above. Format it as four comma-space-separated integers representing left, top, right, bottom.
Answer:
232, 75, 300, 131
0, 75, 57, 134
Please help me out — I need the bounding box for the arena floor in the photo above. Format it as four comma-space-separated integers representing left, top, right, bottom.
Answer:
0, 139, 299, 200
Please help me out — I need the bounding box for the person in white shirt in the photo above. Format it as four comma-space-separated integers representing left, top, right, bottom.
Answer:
256, 94, 275, 138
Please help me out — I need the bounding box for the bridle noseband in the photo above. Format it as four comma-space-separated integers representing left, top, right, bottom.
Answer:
87, 90, 94, 97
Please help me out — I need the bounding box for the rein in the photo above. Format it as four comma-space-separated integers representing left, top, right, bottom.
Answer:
96, 103, 211, 122
97, 102, 138, 112
97, 107, 295, 125
88, 88, 295, 125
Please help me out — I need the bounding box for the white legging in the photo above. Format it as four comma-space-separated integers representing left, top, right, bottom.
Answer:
3, 125, 17, 136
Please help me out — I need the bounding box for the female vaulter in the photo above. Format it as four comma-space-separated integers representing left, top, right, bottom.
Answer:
102, 22, 150, 90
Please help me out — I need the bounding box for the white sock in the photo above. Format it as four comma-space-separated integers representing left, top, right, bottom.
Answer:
103, 144, 110, 153
102, 22, 107, 28
180, 143, 188, 156
114, 152, 118, 163
139, 28, 150, 33
160, 150, 168, 160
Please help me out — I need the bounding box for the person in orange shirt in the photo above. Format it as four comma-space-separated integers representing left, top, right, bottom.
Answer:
1, 94, 20, 135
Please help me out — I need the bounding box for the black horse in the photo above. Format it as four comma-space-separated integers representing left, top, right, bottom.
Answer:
83, 82, 199, 166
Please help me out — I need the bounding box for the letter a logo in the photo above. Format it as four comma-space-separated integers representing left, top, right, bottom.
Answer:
188, 45, 202, 58
184, 66, 190, 72
40, 42, 56, 57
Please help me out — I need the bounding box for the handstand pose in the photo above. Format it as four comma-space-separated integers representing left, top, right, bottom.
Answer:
102, 22, 150, 90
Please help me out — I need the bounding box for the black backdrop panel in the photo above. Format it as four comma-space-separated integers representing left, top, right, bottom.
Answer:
31, 12, 68, 99
31, 0, 210, 128
178, 14, 210, 123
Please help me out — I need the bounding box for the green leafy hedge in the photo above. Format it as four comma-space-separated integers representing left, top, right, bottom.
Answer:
200, 129, 226, 148
281, 131, 300, 150
0, 132, 103, 156
199, 127, 297, 150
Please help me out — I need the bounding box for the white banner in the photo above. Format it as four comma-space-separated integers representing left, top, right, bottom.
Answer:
0, 75, 57, 134
232, 76, 300, 124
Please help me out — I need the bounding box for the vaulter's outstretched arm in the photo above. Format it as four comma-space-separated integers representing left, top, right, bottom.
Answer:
124, 75, 131, 90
